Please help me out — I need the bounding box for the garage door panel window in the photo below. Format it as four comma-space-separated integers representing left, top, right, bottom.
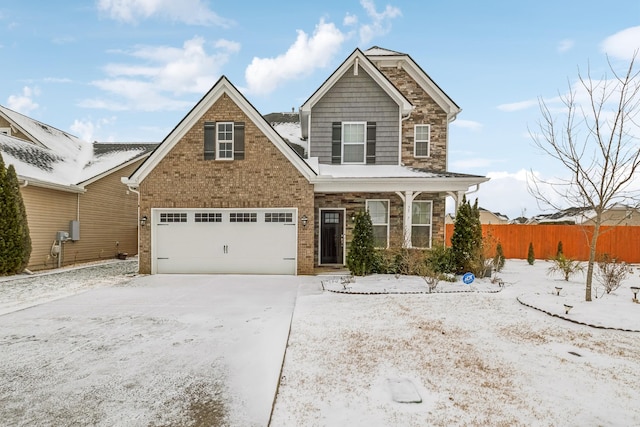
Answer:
366, 200, 389, 248
160, 213, 187, 223
411, 201, 432, 248
265, 212, 293, 223
195, 212, 222, 223
230, 212, 257, 223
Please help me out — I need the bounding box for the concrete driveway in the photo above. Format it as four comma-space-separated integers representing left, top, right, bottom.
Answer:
0, 274, 310, 426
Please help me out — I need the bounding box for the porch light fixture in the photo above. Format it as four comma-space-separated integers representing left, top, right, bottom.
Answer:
301, 215, 308, 227
631, 286, 640, 302
140, 215, 148, 227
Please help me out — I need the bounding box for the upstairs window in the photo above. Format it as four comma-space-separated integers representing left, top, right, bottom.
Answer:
342, 122, 366, 164
332, 121, 376, 165
204, 121, 245, 161
0, 127, 11, 136
366, 199, 389, 248
414, 125, 430, 158
217, 122, 234, 160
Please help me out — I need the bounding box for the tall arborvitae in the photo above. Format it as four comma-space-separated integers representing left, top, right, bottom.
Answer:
0, 154, 32, 275
346, 210, 377, 276
451, 196, 483, 273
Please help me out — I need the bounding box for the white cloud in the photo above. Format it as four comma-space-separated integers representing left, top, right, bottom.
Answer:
497, 99, 539, 112
343, 13, 358, 27
7, 86, 40, 114
82, 37, 236, 111
601, 26, 640, 61
70, 117, 115, 142
557, 39, 574, 53
451, 119, 483, 131
358, 0, 401, 44
97, 0, 232, 27
245, 19, 345, 96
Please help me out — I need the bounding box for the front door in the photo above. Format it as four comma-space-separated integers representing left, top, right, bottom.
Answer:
320, 210, 344, 264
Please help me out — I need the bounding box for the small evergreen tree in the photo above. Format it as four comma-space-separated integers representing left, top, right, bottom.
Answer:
527, 242, 535, 265
493, 242, 505, 272
450, 196, 483, 274
346, 210, 377, 276
556, 241, 563, 258
0, 154, 32, 275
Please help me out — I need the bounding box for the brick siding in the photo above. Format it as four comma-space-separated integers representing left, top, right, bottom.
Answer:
138, 93, 315, 274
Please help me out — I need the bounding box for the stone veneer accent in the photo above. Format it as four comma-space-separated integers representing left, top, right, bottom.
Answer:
138, 93, 315, 274
376, 66, 448, 171
314, 192, 446, 266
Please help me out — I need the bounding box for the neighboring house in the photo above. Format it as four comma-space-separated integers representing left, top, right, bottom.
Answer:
123, 47, 488, 275
478, 208, 509, 224
0, 105, 156, 271
446, 208, 509, 225
529, 205, 640, 226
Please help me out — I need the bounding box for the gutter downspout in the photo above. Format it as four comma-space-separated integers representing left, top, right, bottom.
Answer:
124, 182, 141, 260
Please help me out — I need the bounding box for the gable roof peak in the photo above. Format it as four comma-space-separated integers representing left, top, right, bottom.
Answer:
364, 46, 406, 56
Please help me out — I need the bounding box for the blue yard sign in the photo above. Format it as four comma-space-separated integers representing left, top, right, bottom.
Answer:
462, 272, 475, 285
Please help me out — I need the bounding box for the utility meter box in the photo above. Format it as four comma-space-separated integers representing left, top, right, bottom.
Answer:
69, 220, 80, 241
56, 231, 69, 242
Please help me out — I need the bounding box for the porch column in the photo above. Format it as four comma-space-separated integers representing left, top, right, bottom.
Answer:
395, 191, 422, 248
447, 191, 466, 215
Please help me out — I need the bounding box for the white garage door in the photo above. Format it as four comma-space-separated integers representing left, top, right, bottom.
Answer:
152, 208, 297, 274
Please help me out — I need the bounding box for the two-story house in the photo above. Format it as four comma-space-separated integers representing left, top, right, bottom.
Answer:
123, 47, 488, 275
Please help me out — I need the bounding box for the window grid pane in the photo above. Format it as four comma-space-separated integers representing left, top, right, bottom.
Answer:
342, 123, 365, 163
265, 212, 293, 223
217, 122, 233, 159
230, 212, 257, 223
367, 201, 388, 225
160, 213, 187, 223
343, 144, 364, 163
195, 212, 222, 223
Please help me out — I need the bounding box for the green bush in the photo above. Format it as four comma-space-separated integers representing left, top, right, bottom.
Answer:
0, 154, 32, 275
346, 210, 377, 276
527, 242, 535, 265
450, 196, 483, 274
492, 242, 505, 272
547, 254, 584, 281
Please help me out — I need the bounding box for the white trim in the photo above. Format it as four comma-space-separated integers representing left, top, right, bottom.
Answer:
312, 176, 489, 193
366, 199, 390, 249
414, 124, 430, 158
18, 176, 86, 193
215, 122, 234, 160
341, 121, 366, 165
318, 207, 346, 266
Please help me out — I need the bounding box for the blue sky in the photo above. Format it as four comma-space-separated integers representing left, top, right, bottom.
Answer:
1, 0, 639, 219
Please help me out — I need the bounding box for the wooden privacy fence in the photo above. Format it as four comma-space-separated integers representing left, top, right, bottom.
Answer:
445, 224, 640, 263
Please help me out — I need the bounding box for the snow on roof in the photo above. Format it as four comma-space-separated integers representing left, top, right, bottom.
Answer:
271, 121, 307, 154
316, 163, 444, 178
0, 106, 157, 188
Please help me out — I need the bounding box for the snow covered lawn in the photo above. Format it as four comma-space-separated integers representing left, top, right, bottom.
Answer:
271, 259, 640, 426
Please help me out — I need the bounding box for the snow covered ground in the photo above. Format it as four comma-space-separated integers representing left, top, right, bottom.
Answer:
1, 258, 639, 426
271, 259, 640, 426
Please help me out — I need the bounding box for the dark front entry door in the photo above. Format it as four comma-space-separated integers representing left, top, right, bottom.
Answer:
320, 210, 344, 264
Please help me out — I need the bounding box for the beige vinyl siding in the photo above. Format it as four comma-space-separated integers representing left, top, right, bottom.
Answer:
20, 186, 78, 270
19, 160, 143, 271
75, 161, 141, 265
309, 64, 399, 165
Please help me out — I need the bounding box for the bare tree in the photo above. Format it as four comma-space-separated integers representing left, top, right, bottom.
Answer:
529, 53, 640, 301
